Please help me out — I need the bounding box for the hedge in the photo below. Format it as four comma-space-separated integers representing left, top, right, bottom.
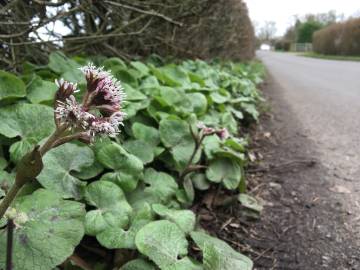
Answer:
313, 18, 360, 56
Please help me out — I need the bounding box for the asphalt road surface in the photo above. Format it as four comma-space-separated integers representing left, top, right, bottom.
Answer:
258, 51, 360, 181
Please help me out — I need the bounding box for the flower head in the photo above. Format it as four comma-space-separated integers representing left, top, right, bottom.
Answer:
55, 78, 79, 101
54, 63, 125, 141
80, 63, 126, 114
55, 95, 94, 130
217, 128, 230, 140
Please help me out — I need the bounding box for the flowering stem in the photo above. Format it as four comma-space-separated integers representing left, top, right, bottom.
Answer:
0, 126, 67, 219
39, 125, 68, 156
179, 133, 205, 182
6, 219, 14, 270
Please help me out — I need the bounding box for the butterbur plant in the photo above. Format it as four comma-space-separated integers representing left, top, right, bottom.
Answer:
0, 53, 261, 270
0, 63, 125, 219
179, 122, 230, 181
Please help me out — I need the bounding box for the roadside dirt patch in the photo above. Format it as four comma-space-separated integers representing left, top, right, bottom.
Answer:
196, 76, 360, 270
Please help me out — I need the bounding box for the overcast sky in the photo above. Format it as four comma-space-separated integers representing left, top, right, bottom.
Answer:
244, 0, 360, 36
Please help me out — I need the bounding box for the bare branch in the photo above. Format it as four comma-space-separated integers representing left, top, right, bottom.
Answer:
104, 0, 183, 26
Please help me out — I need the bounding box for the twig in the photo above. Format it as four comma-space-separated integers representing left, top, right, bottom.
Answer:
105, 0, 183, 26
69, 254, 93, 270
6, 219, 14, 270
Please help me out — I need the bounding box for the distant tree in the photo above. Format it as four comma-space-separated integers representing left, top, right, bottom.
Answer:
257, 21, 277, 43
297, 21, 323, 43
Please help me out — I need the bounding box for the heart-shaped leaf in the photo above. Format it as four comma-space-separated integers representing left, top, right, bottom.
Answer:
0, 103, 55, 162
191, 231, 253, 270
206, 158, 242, 190
132, 122, 160, 146
27, 76, 58, 104
84, 181, 132, 237
135, 220, 189, 269
0, 70, 26, 101
0, 189, 85, 270
123, 139, 155, 164
96, 203, 153, 249
142, 168, 178, 204
152, 204, 195, 233
96, 143, 143, 192
120, 259, 156, 270
37, 143, 94, 199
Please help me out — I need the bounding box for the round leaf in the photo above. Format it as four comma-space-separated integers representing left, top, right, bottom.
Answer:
0, 189, 85, 270
191, 231, 253, 270
206, 158, 242, 190
120, 259, 156, 270
132, 122, 160, 146
123, 140, 155, 164
0, 70, 26, 101
152, 204, 195, 233
85, 181, 132, 236
27, 76, 57, 104
0, 103, 55, 162
135, 220, 188, 269
159, 117, 189, 148
38, 143, 94, 199
96, 143, 143, 192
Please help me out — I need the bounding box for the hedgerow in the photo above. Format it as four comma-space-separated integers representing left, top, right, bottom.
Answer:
313, 18, 360, 56
0, 52, 264, 270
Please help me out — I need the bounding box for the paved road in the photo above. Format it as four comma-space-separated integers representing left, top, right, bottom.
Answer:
258, 51, 360, 181
257, 51, 360, 268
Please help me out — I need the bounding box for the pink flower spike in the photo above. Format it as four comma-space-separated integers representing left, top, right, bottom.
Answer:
55, 95, 94, 130
217, 128, 230, 140
55, 78, 79, 101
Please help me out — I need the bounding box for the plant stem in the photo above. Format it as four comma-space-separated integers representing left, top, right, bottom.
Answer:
6, 219, 14, 270
0, 184, 22, 220
179, 135, 205, 181
0, 125, 67, 219
39, 125, 67, 156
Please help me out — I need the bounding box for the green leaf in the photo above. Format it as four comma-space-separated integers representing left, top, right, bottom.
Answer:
27, 76, 58, 104
103, 57, 127, 70
130, 61, 150, 77
152, 65, 191, 87
142, 168, 178, 204
85, 181, 132, 236
152, 204, 195, 233
0, 70, 26, 101
123, 83, 147, 101
123, 139, 155, 164
112, 66, 138, 87
38, 143, 94, 199
135, 220, 189, 269
206, 158, 242, 190
191, 173, 210, 191
132, 122, 160, 146
187, 93, 208, 115
168, 257, 203, 270
120, 259, 156, 270
72, 160, 104, 180
159, 117, 189, 148
191, 231, 253, 270
210, 92, 229, 104
9, 137, 38, 163
48, 51, 80, 74
238, 194, 263, 213
96, 143, 143, 192
0, 170, 15, 198
96, 203, 153, 249
0, 103, 55, 162
0, 189, 85, 270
